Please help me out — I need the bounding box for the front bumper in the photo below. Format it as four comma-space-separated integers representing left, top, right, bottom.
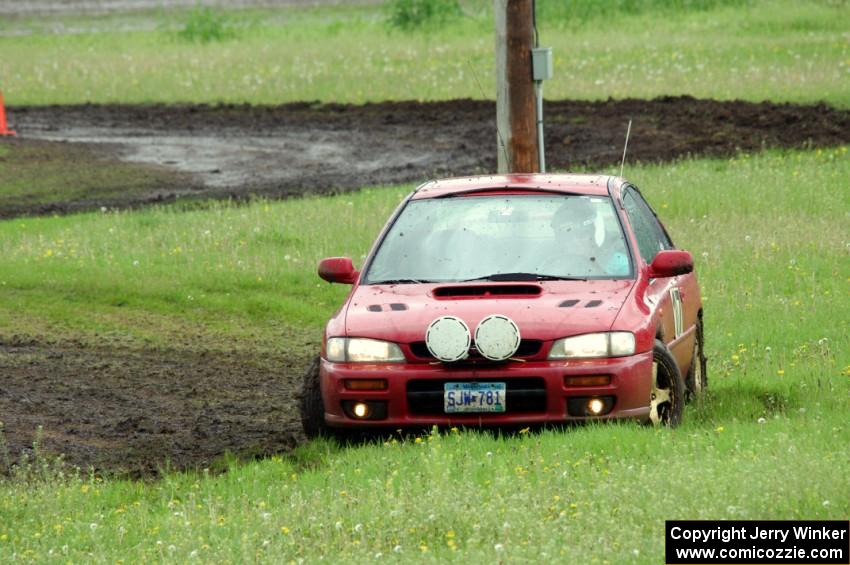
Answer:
320, 352, 653, 428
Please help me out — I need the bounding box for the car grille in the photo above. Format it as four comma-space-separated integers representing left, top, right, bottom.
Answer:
408, 340, 543, 362
406, 377, 547, 415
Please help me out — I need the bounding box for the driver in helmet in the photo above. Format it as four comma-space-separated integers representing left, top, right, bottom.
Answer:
550, 198, 629, 277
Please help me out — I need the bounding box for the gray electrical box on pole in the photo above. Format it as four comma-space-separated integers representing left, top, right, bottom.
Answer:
532, 46, 552, 172
532, 47, 553, 81
494, 0, 538, 174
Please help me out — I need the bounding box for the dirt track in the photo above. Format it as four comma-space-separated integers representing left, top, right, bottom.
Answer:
7, 96, 850, 217
2, 96, 850, 475
0, 336, 306, 477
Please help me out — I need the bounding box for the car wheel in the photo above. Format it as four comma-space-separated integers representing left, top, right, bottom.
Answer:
299, 356, 330, 439
685, 319, 707, 401
650, 339, 685, 427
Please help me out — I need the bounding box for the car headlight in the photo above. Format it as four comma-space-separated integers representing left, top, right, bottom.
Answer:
548, 332, 635, 359
326, 337, 405, 363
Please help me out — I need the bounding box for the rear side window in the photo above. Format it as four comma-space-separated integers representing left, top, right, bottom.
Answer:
622, 186, 673, 263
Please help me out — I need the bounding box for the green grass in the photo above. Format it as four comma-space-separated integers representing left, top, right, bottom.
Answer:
0, 0, 848, 106
1, 149, 849, 562
0, 141, 189, 211
535, 0, 755, 22
385, 0, 464, 31
176, 6, 241, 44
0, 185, 409, 350
2, 417, 848, 563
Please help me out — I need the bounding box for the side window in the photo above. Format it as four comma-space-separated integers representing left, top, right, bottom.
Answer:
622, 187, 673, 263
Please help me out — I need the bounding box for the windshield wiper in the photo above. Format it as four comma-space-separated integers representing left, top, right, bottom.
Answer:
368, 278, 435, 285
460, 272, 587, 282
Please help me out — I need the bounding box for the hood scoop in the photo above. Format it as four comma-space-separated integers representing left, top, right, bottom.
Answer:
433, 284, 542, 299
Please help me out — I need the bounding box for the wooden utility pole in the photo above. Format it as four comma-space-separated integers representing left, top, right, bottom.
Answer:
495, 0, 539, 173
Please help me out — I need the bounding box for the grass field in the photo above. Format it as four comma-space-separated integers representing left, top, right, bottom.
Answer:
1, 417, 847, 562
1, 0, 848, 106
1, 148, 849, 561
0, 141, 191, 213
2, 0, 849, 561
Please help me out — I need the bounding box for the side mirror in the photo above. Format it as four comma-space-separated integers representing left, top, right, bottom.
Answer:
648, 250, 694, 278
318, 257, 359, 284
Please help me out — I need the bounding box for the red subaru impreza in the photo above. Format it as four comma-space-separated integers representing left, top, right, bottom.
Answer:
300, 174, 706, 437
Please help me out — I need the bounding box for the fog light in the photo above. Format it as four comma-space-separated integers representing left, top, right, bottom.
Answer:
352, 402, 370, 418
587, 398, 605, 415
566, 396, 615, 417
341, 400, 387, 420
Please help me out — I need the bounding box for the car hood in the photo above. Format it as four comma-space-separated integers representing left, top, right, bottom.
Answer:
343, 279, 636, 343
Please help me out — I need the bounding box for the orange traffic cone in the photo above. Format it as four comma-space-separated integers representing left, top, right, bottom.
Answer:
0, 91, 17, 136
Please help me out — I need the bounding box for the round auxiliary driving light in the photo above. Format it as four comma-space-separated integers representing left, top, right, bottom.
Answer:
425, 316, 471, 362
474, 315, 521, 361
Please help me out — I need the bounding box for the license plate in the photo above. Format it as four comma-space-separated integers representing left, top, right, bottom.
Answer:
444, 382, 506, 413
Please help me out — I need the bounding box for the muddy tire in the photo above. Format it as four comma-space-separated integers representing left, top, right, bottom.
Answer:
685, 319, 707, 401
299, 357, 330, 439
649, 340, 685, 427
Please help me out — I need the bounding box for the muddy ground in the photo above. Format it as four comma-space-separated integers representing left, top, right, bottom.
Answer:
5, 97, 850, 218
0, 336, 307, 477
2, 96, 850, 475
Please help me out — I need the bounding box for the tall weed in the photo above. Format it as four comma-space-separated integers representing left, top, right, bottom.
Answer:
177, 6, 238, 43
0, 425, 70, 483
385, 0, 464, 30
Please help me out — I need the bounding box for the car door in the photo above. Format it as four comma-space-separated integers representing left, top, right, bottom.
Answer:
621, 186, 697, 370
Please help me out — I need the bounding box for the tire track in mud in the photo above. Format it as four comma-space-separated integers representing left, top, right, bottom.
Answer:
0, 337, 306, 476
5, 96, 849, 218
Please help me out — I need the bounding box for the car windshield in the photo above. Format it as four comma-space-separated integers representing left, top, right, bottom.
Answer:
365, 194, 632, 283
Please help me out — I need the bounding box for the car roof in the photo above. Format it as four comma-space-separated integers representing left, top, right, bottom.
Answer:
411, 173, 616, 200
